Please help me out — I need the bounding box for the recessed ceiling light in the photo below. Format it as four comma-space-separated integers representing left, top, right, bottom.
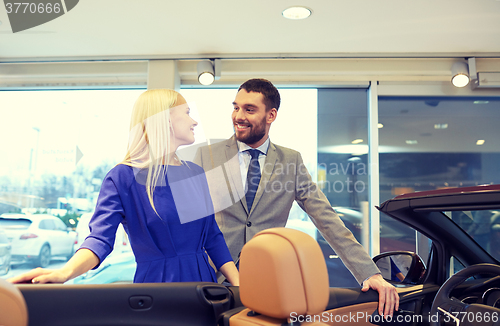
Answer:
351, 139, 363, 144
406, 140, 418, 145
434, 123, 448, 129
282, 6, 312, 20
378, 123, 384, 129
473, 100, 489, 104
476, 140, 485, 145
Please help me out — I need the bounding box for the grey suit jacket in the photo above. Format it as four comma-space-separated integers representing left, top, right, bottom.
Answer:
193, 135, 379, 284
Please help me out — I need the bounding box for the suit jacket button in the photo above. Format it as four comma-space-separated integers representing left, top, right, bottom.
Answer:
246, 221, 252, 227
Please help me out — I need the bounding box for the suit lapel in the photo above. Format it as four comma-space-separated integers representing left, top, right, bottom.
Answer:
224, 136, 247, 212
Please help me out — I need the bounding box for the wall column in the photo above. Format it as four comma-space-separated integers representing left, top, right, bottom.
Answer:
147, 60, 180, 91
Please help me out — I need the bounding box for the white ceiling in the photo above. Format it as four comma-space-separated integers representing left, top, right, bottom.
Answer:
1, 0, 500, 61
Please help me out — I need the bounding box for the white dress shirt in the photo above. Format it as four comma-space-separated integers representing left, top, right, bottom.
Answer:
236, 137, 270, 190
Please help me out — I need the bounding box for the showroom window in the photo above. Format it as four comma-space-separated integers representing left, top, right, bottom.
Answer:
0, 89, 144, 279
378, 97, 500, 200
377, 96, 500, 278
0, 90, 144, 216
318, 89, 425, 287
0, 88, 317, 282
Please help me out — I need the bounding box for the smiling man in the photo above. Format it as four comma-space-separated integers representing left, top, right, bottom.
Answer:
194, 78, 399, 317
232, 88, 275, 148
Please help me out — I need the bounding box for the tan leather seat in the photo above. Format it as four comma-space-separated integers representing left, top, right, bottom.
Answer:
0, 278, 28, 326
230, 227, 330, 325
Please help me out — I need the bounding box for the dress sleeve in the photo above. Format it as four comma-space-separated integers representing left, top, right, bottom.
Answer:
204, 214, 233, 270
190, 162, 233, 269
79, 170, 125, 268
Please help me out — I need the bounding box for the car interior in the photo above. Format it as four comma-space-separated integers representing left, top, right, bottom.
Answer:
377, 186, 500, 326
0, 227, 381, 326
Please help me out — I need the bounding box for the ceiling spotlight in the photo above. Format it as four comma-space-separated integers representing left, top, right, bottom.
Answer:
282, 6, 312, 20
451, 61, 470, 88
197, 59, 221, 85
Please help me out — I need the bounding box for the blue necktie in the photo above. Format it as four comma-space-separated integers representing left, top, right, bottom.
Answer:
246, 149, 261, 211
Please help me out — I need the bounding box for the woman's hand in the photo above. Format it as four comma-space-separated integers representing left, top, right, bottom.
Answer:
8, 268, 70, 284
219, 261, 239, 286
8, 248, 99, 284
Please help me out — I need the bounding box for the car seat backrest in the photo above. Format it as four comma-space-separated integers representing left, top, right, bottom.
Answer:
0, 278, 28, 326
238, 227, 330, 320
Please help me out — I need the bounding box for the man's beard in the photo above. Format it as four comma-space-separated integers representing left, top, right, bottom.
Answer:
234, 116, 266, 145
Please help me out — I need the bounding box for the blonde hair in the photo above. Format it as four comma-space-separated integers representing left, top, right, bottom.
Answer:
121, 88, 181, 215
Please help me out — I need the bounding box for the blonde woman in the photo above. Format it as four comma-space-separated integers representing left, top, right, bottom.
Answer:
9, 89, 239, 285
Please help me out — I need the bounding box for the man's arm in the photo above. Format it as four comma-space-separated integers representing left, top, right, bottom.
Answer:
293, 153, 378, 282
292, 152, 399, 316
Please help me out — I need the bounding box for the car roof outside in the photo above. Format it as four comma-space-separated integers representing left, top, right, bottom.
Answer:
0, 213, 27, 218
0, 214, 64, 231
0, 213, 58, 220
0, 213, 32, 222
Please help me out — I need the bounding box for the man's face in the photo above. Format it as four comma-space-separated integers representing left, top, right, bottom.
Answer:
232, 90, 277, 148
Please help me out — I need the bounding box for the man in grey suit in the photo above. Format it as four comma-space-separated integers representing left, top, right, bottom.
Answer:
194, 78, 399, 316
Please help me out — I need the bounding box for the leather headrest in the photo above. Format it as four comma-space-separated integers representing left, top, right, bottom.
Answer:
0, 278, 28, 326
239, 227, 329, 319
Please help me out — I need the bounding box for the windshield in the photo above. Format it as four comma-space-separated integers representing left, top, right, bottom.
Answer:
448, 209, 500, 261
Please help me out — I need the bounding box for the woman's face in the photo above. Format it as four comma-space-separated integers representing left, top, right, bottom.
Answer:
169, 94, 198, 147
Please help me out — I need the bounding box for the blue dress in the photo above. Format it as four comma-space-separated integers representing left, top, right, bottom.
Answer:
80, 161, 232, 283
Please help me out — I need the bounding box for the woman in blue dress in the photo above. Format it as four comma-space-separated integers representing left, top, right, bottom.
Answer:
9, 89, 239, 285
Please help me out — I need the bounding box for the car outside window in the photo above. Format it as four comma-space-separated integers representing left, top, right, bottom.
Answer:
38, 220, 47, 230
448, 210, 500, 261
40, 219, 55, 230
54, 218, 68, 231
451, 256, 466, 276
0, 232, 8, 243
445, 209, 500, 275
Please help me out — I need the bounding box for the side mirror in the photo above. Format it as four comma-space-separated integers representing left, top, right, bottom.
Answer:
372, 251, 426, 285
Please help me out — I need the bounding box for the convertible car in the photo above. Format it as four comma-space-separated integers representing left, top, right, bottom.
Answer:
1, 184, 500, 326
